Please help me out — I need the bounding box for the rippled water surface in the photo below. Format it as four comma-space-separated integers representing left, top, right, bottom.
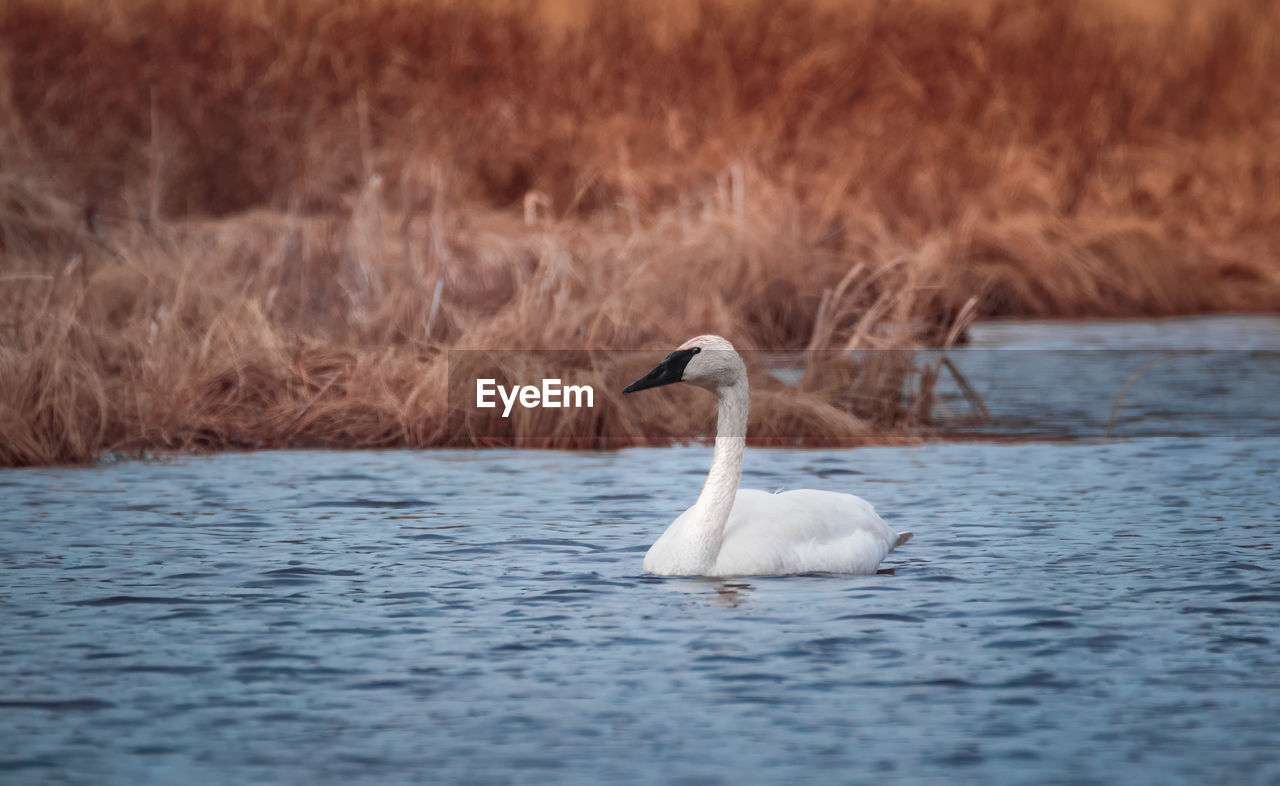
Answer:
3, 317, 1280, 785
4, 440, 1278, 784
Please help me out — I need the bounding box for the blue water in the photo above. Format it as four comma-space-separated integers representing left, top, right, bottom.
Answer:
927, 315, 1280, 439
3, 438, 1278, 785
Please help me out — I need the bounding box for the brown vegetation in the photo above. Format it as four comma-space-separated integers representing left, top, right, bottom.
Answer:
1, 0, 1278, 465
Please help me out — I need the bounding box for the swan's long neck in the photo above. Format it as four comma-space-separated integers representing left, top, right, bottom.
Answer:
687, 381, 749, 569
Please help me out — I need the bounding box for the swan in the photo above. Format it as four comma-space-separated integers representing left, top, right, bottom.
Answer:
623, 335, 912, 577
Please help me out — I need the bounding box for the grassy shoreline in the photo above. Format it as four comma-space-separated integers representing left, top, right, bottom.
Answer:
2, 0, 1278, 466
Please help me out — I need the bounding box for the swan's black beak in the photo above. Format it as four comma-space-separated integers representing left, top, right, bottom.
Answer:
623, 347, 700, 394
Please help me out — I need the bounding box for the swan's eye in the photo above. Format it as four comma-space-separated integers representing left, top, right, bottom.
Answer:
691, 347, 701, 355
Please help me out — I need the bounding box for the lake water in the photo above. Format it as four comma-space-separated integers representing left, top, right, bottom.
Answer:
930, 315, 1280, 439
3, 317, 1279, 785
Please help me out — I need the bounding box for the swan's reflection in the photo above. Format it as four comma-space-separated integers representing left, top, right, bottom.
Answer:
710, 579, 754, 607
644, 577, 755, 607
677, 578, 755, 607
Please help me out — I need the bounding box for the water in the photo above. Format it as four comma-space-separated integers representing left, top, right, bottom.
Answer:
927, 315, 1280, 439
3, 318, 1280, 785
965, 314, 1280, 350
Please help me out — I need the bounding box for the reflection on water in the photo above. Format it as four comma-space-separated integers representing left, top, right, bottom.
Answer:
966, 314, 1280, 350
928, 316, 1280, 439
924, 348, 1280, 438
709, 579, 754, 608
2, 436, 1278, 784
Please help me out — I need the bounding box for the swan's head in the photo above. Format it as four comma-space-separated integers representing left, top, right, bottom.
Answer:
622, 335, 745, 395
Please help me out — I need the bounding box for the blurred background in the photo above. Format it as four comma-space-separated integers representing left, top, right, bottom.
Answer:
2, 0, 1278, 463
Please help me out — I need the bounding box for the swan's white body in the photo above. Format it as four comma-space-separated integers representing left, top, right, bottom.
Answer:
644, 488, 907, 577
626, 335, 911, 577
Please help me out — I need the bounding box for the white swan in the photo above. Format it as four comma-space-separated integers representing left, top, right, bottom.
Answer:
623, 335, 912, 577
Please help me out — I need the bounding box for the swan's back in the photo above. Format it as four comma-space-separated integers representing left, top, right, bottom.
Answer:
714, 489, 908, 576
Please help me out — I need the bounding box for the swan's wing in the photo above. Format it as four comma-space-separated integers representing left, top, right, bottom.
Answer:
724, 489, 891, 542
716, 488, 903, 575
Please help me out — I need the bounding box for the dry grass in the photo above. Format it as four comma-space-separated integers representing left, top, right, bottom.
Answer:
1, 0, 1278, 465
